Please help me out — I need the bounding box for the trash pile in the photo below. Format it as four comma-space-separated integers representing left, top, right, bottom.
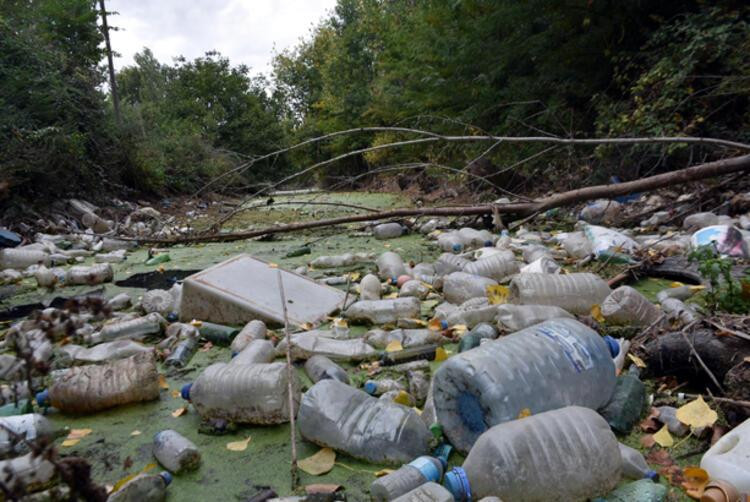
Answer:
0, 190, 749, 501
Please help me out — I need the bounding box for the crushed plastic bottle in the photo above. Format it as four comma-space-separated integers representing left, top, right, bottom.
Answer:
370, 456, 444, 501
297, 379, 431, 464
0, 414, 58, 457
443, 406, 621, 501
108, 471, 172, 502
311, 252, 373, 268
619, 442, 658, 481
659, 298, 698, 324
230, 320, 267, 355
304, 355, 350, 384
183, 362, 300, 424
601, 286, 662, 326
462, 253, 519, 282
345, 297, 421, 324
231, 339, 275, 365
400, 280, 430, 299
0, 248, 50, 269
164, 337, 198, 368
442, 272, 497, 305
62, 340, 153, 364
509, 273, 611, 315
88, 313, 166, 345
359, 273, 382, 301
65, 263, 114, 285
458, 323, 497, 352
433, 318, 617, 453
153, 429, 201, 473
377, 251, 408, 281
656, 406, 689, 436
392, 482, 454, 502
374, 222, 405, 239
561, 231, 593, 259
276, 331, 377, 361
108, 293, 133, 311
495, 304, 573, 331
408, 370, 430, 406
435, 253, 472, 275
520, 256, 561, 274
37, 352, 160, 413
364, 378, 405, 396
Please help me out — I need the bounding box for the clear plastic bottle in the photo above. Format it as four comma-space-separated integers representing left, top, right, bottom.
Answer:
304, 355, 350, 384
374, 222, 405, 240
619, 442, 658, 481
0, 414, 57, 457
521, 244, 553, 263
458, 323, 497, 353
377, 251, 408, 281
509, 273, 611, 315
90, 313, 166, 345
433, 318, 617, 453
230, 339, 275, 365
182, 362, 299, 424
62, 340, 153, 364
230, 320, 267, 355
495, 304, 573, 331
0, 248, 49, 269
276, 331, 377, 361
445, 303, 499, 330
392, 482, 454, 502
65, 263, 113, 285
400, 280, 430, 299
601, 286, 662, 326
311, 252, 372, 268
0, 452, 57, 495
656, 406, 689, 436
435, 253, 471, 274
108, 293, 132, 311
359, 273, 382, 301
443, 406, 621, 501
94, 249, 127, 263
108, 471, 172, 502
408, 370, 430, 406
364, 378, 405, 396
437, 232, 467, 253
371, 456, 444, 501
561, 231, 593, 259
463, 253, 519, 282
345, 297, 421, 324
297, 379, 431, 465
656, 286, 695, 302
34, 265, 58, 288
153, 429, 201, 473
442, 272, 497, 305
37, 352, 160, 413
458, 228, 496, 248
164, 337, 198, 368
520, 256, 561, 274
659, 298, 698, 324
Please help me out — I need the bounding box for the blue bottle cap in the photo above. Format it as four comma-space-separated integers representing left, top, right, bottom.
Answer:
433, 443, 453, 468
159, 471, 173, 486
603, 335, 620, 358
452, 243, 462, 253
166, 312, 179, 323
440, 320, 449, 330
230, 352, 238, 358
391, 276, 399, 285
35, 389, 50, 407
483, 240, 493, 247
443, 467, 471, 501
645, 469, 659, 482
180, 383, 193, 401
363, 381, 378, 395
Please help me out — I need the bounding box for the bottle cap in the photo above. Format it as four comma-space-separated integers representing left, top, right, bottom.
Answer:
429, 422, 443, 440
159, 471, 173, 486
440, 320, 449, 330
483, 240, 493, 247
433, 443, 452, 468
603, 335, 620, 358
35, 389, 50, 407
166, 312, 179, 323
644, 470, 659, 482
443, 467, 471, 501
230, 352, 238, 358
180, 383, 193, 401
452, 243, 462, 253
363, 381, 378, 395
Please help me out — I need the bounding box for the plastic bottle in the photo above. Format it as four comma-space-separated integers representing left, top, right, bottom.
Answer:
94, 249, 126, 263
601, 479, 667, 502
659, 298, 698, 324
433, 318, 617, 453
381, 345, 439, 366
463, 253, 520, 282
437, 232, 467, 253
443, 406, 621, 501
65, 263, 113, 285
90, 313, 166, 345
400, 280, 430, 300
601, 286, 661, 326
599, 374, 646, 434
458, 323, 497, 352
509, 273, 611, 315
0, 248, 49, 269
364, 378, 405, 396
141, 289, 174, 316
458, 227, 496, 248
520, 256, 561, 274
619, 442, 658, 481
495, 304, 573, 331
62, 340, 154, 365
345, 297, 421, 324
701, 417, 750, 493
0, 452, 57, 495
521, 244, 552, 264
377, 251, 407, 281
198, 322, 240, 346
444, 303, 498, 330
391, 482, 454, 502
297, 379, 431, 464
562, 231, 593, 259
36, 352, 160, 413
370, 456, 444, 501
359, 273, 382, 301
0, 414, 58, 457
164, 337, 198, 368
408, 370, 430, 406
656, 406, 689, 436
435, 253, 471, 274
108, 471, 172, 502
442, 272, 497, 305
304, 355, 350, 384
230, 320, 267, 355
310, 252, 372, 268
153, 429, 201, 473
108, 293, 132, 311
182, 362, 300, 424
231, 339, 275, 365
656, 285, 695, 302
276, 331, 377, 361
374, 222, 405, 240
145, 253, 171, 266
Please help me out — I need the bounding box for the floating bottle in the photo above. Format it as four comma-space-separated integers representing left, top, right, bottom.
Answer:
359, 273, 382, 301
495, 304, 573, 331
391, 482, 454, 502
230, 320, 267, 355
153, 429, 201, 473
345, 297, 421, 324
370, 456, 444, 501
304, 355, 350, 384
164, 337, 198, 368
619, 442, 658, 481
62, 340, 154, 365
364, 378, 405, 396
374, 222, 405, 240
509, 273, 611, 315
230, 339, 275, 365
65, 263, 113, 285
0, 414, 58, 457
108, 471, 172, 502
442, 272, 497, 305
376, 251, 407, 281
89, 313, 166, 345
601, 286, 662, 326
381, 345, 439, 366
458, 323, 497, 353
0, 248, 49, 270
198, 322, 239, 346
462, 253, 519, 282
276, 331, 377, 361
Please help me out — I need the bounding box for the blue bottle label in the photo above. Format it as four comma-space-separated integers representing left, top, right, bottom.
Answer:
409, 457, 440, 482
537, 325, 594, 373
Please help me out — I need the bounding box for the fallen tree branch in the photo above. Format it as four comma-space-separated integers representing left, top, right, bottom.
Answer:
138, 153, 750, 244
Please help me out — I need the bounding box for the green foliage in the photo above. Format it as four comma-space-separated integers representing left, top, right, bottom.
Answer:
688, 245, 750, 314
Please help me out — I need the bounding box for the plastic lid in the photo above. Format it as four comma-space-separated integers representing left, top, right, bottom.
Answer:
644, 470, 659, 482
603, 335, 620, 358
159, 471, 173, 486
35, 389, 50, 407
180, 383, 193, 401
166, 312, 179, 323
452, 243, 462, 253
440, 320, 449, 330
363, 381, 378, 395
443, 467, 471, 501
230, 352, 238, 358
483, 240, 493, 247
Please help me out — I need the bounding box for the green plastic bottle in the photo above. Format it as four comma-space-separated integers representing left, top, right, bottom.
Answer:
198, 322, 240, 346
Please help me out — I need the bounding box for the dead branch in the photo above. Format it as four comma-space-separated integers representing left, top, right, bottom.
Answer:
136, 153, 750, 244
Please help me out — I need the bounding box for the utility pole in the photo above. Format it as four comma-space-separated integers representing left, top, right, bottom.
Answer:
99, 0, 121, 124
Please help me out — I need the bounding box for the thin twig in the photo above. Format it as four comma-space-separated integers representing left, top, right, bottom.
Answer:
679, 324, 726, 394
276, 270, 298, 491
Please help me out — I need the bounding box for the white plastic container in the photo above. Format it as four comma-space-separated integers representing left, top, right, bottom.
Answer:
701, 417, 750, 494
0, 414, 57, 457
443, 406, 621, 501
509, 273, 611, 315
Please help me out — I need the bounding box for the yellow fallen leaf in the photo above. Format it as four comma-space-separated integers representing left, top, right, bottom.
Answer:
689, 285, 705, 292
301, 322, 313, 331
408, 319, 428, 327
628, 353, 647, 368
333, 318, 348, 329
428, 318, 444, 331
518, 408, 532, 419
393, 391, 412, 406
298, 448, 336, 476
450, 324, 468, 335
681, 466, 709, 499
385, 340, 403, 352
374, 469, 394, 477
157, 265, 166, 273
486, 285, 510, 305
61, 439, 80, 447
590, 304, 605, 323
434, 347, 448, 362
347, 272, 361, 282
653, 424, 674, 447
268, 263, 278, 268
226, 436, 252, 452
384, 292, 399, 299
66, 428, 93, 440
190, 319, 203, 328
676, 396, 718, 429
670, 281, 685, 288
112, 463, 157, 493
412, 407, 422, 416
171, 390, 181, 399
383, 243, 391, 248
158, 374, 169, 389
130, 430, 141, 436
172, 407, 187, 418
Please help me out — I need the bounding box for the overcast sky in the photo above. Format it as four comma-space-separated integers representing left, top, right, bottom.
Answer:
106, 0, 337, 76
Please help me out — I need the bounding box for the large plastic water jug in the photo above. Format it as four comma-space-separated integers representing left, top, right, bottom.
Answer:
701, 417, 750, 494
